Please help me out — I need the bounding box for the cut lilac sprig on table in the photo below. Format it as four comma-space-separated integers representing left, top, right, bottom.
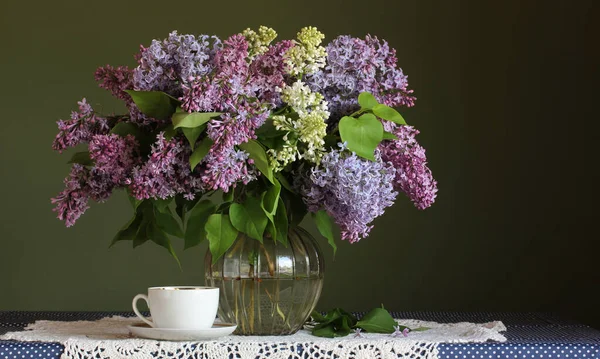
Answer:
309, 307, 420, 338
353, 328, 365, 338
391, 325, 410, 338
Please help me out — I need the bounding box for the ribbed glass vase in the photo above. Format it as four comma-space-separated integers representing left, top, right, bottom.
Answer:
204, 227, 324, 335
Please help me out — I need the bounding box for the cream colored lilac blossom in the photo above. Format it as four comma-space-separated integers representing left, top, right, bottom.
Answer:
242, 26, 278, 59
284, 26, 326, 76
268, 81, 329, 171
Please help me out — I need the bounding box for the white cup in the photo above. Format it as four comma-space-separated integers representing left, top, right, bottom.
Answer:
132, 286, 219, 329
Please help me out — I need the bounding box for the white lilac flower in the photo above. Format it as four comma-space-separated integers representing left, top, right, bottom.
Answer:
284, 26, 327, 76
267, 143, 299, 172
268, 81, 329, 171
242, 26, 278, 58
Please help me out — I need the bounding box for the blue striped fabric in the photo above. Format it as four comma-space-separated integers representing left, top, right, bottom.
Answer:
1, 312, 599, 359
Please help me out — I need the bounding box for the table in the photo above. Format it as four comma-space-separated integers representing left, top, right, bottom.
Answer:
1, 312, 599, 359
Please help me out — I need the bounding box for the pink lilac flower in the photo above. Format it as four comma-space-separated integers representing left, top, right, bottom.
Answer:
86, 169, 116, 203
180, 34, 271, 186
94, 65, 154, 126
51, 164, 92, 227
248, 40, 294, 106
306, 35, 416, 121
213, 34, 250, 86
295, 144, 398, 243
180, 78, 220, 113
206, 103, 270, 153
52, 99, 110, 152
88, 134, 140, 185
51, 164, 117, 227
94, 65, 133, 102
379, 125, 437, 210
129, 133, 203, 200
201, 147, 257, 192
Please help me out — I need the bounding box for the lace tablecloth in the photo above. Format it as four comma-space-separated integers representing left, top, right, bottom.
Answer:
1, 312, 599, 359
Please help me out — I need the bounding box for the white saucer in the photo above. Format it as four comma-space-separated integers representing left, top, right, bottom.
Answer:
128, 322, 237, 341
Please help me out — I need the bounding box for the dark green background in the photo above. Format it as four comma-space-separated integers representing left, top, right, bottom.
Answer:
1, 0, 598, 327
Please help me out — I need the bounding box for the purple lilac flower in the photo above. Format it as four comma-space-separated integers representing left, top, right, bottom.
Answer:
249, 40, 294, 106
206, 102, 270, 153
94, 64, 155, 126
201, 147, 257, 192
306, 35, 416, 121
129, 133, 203, 200
133, 31, 221, 96
51, 164, 117, 227
179, 34, 274, 189
89, 134, 139, 185
51, 164, 92, 227
213, 34, 250, 86
379, 125, 437, 210
52, 99, 110, 152
180, 78, 221, 113
353, 328, 365, 338
295, 145, 398, 243
94, 65, 133, 102
86, 169, 116, 203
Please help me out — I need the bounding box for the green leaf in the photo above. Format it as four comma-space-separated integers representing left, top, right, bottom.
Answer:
68, 152, 93, 166
275, 172, 295, 193
313, 210, 337, 255
256, 119, 284, 139
339, 114, 383, 161
110, 122, 139, 137
190, 137, 214, 171
311, 310, 326, 322
125, 90, 179, 120
175, 195, 188, 223
358, 92, 378, 110
205, 214, 239, 264
182, 124, 206, 149
110, 211, 143, 247
184, 200, 216, 249
163, 124, 177, 141
152, 197, 172, 213
383, 131, 398, 140
262, 179, 281, 217
229, 196, 268, 242
355, 307, 397, 333
282, 191, 307, 228
274, 197, 289, 246
127, 196, 143, 211
310, 308, 357, 337
262, 180, 281, 240
312, 324, 337, 338
372, 104, 407, 125
132, 202, 154, 248
147, 221, 181, 269
222, 189, 234, 202
172, 111, 222, 129
239, 139, 274, 184
134, 222, 150, 248
153, 207, 184, 238
324, 134, 338, 149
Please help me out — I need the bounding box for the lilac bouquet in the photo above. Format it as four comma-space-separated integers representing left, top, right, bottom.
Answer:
51, 26, 437, 264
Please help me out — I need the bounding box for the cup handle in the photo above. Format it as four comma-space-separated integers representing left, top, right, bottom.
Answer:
132, 294, 155, 328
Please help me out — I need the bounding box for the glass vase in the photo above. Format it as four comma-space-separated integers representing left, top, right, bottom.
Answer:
204, 227, 324, 335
